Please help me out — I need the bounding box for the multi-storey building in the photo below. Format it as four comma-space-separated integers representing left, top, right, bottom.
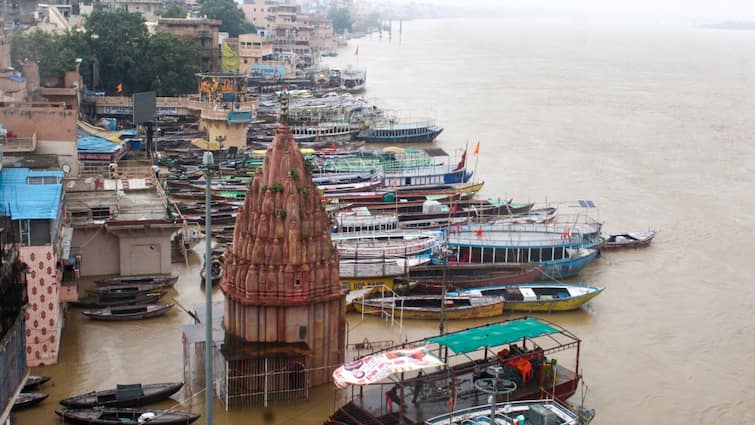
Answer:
157, 17, 221, 72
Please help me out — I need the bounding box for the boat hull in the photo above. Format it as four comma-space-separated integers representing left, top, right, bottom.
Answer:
55, 407, 200, 425
60, 383, 184, 408
353, 296, 504, 320
504, 288, 602, 311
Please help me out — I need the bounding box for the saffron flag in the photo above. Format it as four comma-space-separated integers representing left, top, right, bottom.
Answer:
116, 83, 123, 94
355, 46, 359, 56
221, 42, 240, 73
473, 140, 480, 156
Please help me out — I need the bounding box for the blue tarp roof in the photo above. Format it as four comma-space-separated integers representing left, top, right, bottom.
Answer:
77, 130, 121, 153
0, 168, 63, 220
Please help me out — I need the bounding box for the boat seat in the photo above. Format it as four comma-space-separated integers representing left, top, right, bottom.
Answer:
115, 384, 144, 400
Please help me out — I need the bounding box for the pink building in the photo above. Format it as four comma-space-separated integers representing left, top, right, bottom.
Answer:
0, 167, 74, 367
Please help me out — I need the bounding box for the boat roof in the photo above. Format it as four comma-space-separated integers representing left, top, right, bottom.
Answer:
427, 317, 559, 354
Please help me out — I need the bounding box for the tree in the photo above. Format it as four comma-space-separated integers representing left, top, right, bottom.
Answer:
140, 32, 200, 96
84, 9, 149, 94
158, 4, 187, 19
10, 10, 201, 96
328, 7, 352, 34
199, 0, 256, 37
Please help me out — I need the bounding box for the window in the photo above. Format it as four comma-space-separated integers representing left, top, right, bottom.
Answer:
91, 207, 110, 220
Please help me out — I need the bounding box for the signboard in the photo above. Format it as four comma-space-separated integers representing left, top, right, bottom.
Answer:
132, 91, 157, 123
103, 106, 178, 116
332, 346, 443, 389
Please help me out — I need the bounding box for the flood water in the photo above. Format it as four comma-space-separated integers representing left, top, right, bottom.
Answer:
15, 18, 755, 425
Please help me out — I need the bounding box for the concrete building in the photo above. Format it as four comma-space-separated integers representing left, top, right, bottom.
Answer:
156, 17, 221, 72
0, 168, 74, 367
0, 229, 29, 424
108, 0, 163, 20
238, 33, 274, 74
240, 0, 275, 31
66, 169, 182, 277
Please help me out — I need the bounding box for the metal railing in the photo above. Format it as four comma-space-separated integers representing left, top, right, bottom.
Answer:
0, 311, 27, 423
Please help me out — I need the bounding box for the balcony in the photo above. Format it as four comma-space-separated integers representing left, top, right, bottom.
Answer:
0, 132, 37, 153
0, 311, 28, 423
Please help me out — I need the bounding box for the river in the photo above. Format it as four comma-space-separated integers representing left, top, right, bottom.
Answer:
15, 18, 755, 425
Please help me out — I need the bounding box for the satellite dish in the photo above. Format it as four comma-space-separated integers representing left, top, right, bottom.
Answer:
62, 163, 71, 174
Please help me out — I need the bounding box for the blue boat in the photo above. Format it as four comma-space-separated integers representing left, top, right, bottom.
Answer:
356, 120, 443, 144
442, 225, 600, 279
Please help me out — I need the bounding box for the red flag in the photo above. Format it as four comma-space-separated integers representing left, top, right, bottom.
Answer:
450, 203, 458, 214
455, 148, 467, 171
354, 46, 359, 56
475, 228, 484, 238
473, 140, 480, 156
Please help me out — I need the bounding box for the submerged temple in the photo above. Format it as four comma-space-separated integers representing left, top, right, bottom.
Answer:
219, 117, 346, 395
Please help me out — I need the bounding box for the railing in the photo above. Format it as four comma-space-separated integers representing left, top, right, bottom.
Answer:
0, 311, 27, 423
0, 133, 37, 153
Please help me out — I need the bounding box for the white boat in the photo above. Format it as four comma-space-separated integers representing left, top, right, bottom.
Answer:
425, 399, 594, 425
332, 230, 441, 259
339, 256, 430, 279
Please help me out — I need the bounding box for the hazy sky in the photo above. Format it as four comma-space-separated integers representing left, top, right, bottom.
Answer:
425, 0, 755, 22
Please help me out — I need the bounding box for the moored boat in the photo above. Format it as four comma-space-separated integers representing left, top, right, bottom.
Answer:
425, 399, 593, 425
404, 263, 545, 294
352, 295, 505, 320
12, 392, 48, 410
60, 382, 184, 408
332, 230, 442, 259
451, 283, 605, 312
55, 407, 200, 425
22, 375, 50, 391
94, 274, 178, 287
603, 230, 656, 249
356, 120, 442, 144
70, 291, 166, 309
87, 283, 174, 297
327, 317, 585, 425
82, 303, 174, 321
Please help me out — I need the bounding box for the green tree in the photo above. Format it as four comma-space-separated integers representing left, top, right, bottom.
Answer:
84, 8, 149, 94
199, 0, 256, 37
158, 4, 187, 19
11, 10, 201, 96
140, 32, 200, 96
328, 7, 352, 34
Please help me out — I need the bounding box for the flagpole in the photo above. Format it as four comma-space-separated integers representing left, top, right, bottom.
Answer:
473, 140, 480, 184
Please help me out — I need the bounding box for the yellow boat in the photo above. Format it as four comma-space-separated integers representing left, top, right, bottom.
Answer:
352, 295, 504, 320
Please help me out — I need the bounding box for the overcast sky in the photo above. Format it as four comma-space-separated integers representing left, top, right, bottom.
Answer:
423, 0, 755, 22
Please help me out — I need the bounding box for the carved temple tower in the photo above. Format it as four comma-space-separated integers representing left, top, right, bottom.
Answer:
219, 102, 346, 396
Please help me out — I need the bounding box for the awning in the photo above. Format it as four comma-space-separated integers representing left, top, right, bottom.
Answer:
426, 318, 559, 354
333, 346, 443, 389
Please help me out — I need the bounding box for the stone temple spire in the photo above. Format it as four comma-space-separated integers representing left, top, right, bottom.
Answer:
219, 118, 345, 386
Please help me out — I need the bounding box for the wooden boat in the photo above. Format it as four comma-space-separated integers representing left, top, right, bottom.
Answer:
332, 230, 441, 259
12, 392, 48, 410
451, 283, 605, 312
60, 382, 184, 408
70, 291, 166, 309
603, 230, 656, 249
327, 317, 585, 425
425, 399, 592, 425
404, 263, 545, 294
352, 295, 504, 320
82, 303, 174, 321
22, 375, 50, 391
55, 407, 200, 425
321, 181, 484, 205
88, 283, 174, 297
94, 274, 178, 287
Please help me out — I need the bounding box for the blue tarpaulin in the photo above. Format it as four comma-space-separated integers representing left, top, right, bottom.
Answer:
0, 168, 63, 220
77, 130, 121, 153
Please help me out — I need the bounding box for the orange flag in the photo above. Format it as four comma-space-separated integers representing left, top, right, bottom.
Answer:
473, 140, 480, 156
116, 83, 123, 94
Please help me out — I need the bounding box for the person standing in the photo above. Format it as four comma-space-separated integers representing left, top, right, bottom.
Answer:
412, 371, 423, 403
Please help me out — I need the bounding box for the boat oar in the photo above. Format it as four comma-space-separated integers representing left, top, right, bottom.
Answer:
171, 297, 200, 323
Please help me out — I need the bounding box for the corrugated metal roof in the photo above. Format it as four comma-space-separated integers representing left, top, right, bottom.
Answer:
0, 168, 64, 220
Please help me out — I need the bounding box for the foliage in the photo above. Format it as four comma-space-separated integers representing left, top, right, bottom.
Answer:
139, 32, 200, 96
199, 0, 256, 37
289, 168, 299, 179
10, 9, 200, 96
328, 7, 352, 34
278, 208, 287, 219
270, 182, 284, 193
158, 4, 187, 18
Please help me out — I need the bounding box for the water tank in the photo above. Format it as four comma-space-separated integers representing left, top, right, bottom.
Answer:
422, 199, 442, 214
